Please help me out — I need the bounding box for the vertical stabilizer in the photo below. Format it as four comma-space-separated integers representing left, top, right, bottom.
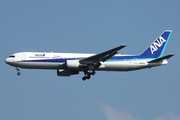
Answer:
139, 30, 172, 58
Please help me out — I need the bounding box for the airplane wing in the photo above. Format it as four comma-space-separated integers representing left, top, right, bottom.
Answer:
79, 44, 127, 65
148, 54, 175, 63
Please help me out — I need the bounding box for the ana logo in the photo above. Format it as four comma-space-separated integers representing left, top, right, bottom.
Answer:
150, 36, 166, 54
35, 54, 45, 57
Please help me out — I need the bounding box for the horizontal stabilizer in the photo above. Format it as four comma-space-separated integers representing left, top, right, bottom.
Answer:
148, 54, 174, 63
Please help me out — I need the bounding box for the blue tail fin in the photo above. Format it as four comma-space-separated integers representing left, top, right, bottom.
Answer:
139, 30, 172, 58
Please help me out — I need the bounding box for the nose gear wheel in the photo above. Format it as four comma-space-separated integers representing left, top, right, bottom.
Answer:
16, 67, 21, 76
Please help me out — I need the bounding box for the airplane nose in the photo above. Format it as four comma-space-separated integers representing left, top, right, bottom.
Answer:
5, 58, 9, 63
5, 58, 11, 64
5, 57, 15, 66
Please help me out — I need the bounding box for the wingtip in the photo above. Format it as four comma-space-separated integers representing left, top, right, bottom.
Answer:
170, 54, 175, 56
120, 44, 127, 47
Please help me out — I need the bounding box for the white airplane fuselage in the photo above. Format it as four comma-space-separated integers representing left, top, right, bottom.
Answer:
5, 52, 167, 71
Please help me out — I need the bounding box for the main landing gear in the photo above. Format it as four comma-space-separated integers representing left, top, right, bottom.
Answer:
82, 70, 96, 81
16, 67, 21, 76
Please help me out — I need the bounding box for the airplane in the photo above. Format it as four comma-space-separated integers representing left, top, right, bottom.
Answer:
5, 30, 174, 81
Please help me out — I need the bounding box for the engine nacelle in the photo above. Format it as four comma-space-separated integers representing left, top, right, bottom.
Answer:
57, 69, 79, 76
66, 60, 80, 70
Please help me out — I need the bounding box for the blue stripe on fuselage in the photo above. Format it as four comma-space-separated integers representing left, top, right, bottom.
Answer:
20, 55, 154, 63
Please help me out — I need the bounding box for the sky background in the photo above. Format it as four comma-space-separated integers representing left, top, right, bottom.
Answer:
1, 0, 180, 120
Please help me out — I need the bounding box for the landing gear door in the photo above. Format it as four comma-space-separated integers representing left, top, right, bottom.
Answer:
21, 54, 26, 61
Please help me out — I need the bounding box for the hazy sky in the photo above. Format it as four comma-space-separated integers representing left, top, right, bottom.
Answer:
1, 1, 180, 120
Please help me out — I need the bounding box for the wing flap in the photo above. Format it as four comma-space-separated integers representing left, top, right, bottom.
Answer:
148, 54, 174, 63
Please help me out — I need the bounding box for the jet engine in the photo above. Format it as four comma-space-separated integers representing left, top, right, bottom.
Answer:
57, 69, 79, 76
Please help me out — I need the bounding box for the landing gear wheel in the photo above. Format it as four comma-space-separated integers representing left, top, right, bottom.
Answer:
91, 71, 95, 75
82, 70, 96, 81
86, 75, 91, 80
82, 76, 86, 81
17, 72, 21, 76
16, 67, 21, 76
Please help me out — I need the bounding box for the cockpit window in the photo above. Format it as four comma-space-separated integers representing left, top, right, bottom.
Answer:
9, 55, 15, 58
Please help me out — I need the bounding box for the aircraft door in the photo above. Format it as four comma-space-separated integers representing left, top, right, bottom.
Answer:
21, 54, 26, 61
134, 57, 138, 64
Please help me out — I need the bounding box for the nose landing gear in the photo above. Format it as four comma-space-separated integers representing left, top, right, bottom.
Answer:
16, 67, 21, 76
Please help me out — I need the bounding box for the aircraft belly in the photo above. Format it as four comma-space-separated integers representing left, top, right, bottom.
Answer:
100, 62, 148, 71
13, 62, 63, 69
